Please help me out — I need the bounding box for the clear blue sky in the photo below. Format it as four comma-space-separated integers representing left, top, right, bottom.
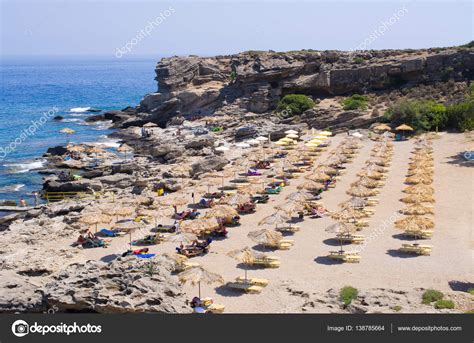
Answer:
1, 0, 472, 58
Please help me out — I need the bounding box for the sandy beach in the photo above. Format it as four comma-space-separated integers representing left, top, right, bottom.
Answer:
26, 131, 470, 313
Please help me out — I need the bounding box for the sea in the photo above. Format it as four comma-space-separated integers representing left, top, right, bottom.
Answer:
0, 56, 157, 214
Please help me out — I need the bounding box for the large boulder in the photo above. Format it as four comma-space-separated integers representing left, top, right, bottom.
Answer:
43, 258, 190, 313
190, 155, 228, 177
43, 180, 102, 192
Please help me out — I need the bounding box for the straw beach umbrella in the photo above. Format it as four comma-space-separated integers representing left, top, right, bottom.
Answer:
117, 144, 133, 159
178, 266, 224, 299
403, 184, 434, 195
394, 216, 435, 230
400, 204, 434, 215
204, 205, 238, 220
80, 213, 111, 233
227, 247, 260, 281
248, 228, 282, 246
60, 128, 76, 145
166, 232, 197, 245
114, 219, 141, 246
400, 194, 435, 204
259, 212, 290, 229
346, 185, 378, 197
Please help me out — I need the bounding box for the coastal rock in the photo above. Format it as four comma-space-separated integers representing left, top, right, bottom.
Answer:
85, 114, 106, 123
0, 272, 45, 313
43, 258, 190, 313
190, 155, 228, 177
45, 146, 67, 156
97, 174, 134, 188
131, 48, 473, 128
235, 126, 257, 140
184, 137, 214, 150
43, 180, 103, 193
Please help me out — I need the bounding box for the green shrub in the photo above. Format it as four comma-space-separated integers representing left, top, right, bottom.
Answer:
343, 94, 368, 111
422, 289, 444, 304
353, 57, 364, 64
276, 94, 315, 117
434, 299, 455, 309
229, 71, 237, 82
392, 305, 402, 312
384, 100, 448, 132
340, 286, 358, 306
446, 97, 474, 131
467, 288, 474, 295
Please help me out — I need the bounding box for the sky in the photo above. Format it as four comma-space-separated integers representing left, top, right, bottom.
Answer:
0, 0, 472, 58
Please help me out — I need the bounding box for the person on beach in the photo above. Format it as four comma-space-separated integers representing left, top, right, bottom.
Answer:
32, 192, 39, 206
19, 198, 27, 207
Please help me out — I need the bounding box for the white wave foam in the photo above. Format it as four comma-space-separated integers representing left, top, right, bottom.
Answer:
70, 107, 91, 113
95, 139, 121, 148
0, 184, 25, 193
61, 118, 81, 123
4, 160, 45, 173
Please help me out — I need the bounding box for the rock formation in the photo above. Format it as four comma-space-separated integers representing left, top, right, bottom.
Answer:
131, 47, 473, 127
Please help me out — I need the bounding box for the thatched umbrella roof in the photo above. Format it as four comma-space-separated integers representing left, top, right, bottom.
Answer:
60, 128, 75, 134
221, 193, 251, 206
351, 178, 379, 189
178, 266, 224, 298
346, 185, 378, 197
157, 195, 189, 207
394, 216, 434, 230
405, 174, 433, 185
325, 221, 357, 234
297, 180, 325, 192
373, 123, 392, 132
339, 197, 368, 209
259, 211, 290, 226
400, 204, 434, 215
357, 170, 384, 180
308, 171, 331, 182
403, 184, 434, 195
400, 194, 435, 204
285, 191, 313, 203
166, 232, 198, 244
204, 205, 238, 219
248, 228, 282, 245
395, 124, 414, 131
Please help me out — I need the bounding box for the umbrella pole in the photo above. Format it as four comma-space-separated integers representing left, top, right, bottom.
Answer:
245, 266, 248, 281
198, 281, 201, 299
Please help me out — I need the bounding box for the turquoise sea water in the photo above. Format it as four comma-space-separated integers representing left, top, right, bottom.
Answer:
0, 56, 157, 207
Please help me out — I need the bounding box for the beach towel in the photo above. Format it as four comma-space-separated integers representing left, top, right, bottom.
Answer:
99, 229, 118, 237
136, 253, 156, 259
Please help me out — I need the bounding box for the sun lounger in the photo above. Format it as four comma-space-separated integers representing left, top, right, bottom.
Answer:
235, 277, 269, 287
403, 230, 433, 239
252, 258, 281, 268
328, 251, 361, 263
336, 233, 365, 244
399, 243, 433, 255
277, 242, 293, 250
227, 282, 264, 294
206, 303, 225, 313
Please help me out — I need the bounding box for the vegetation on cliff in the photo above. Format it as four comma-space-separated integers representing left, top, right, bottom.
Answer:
383, 82, 473, 132
343, 94, 369, 110
276, 94, 315, 117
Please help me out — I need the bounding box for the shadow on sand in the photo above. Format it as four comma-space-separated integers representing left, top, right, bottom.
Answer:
314, 256, 343, 265
386, 249, 420, 258
448, 280, 474, 292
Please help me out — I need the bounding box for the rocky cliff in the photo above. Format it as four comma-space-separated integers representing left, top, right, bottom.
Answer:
132, 47, 473, 127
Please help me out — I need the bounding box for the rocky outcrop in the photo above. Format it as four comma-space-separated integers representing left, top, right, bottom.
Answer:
43, 258, 190, 313
132, 47, 473, 127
